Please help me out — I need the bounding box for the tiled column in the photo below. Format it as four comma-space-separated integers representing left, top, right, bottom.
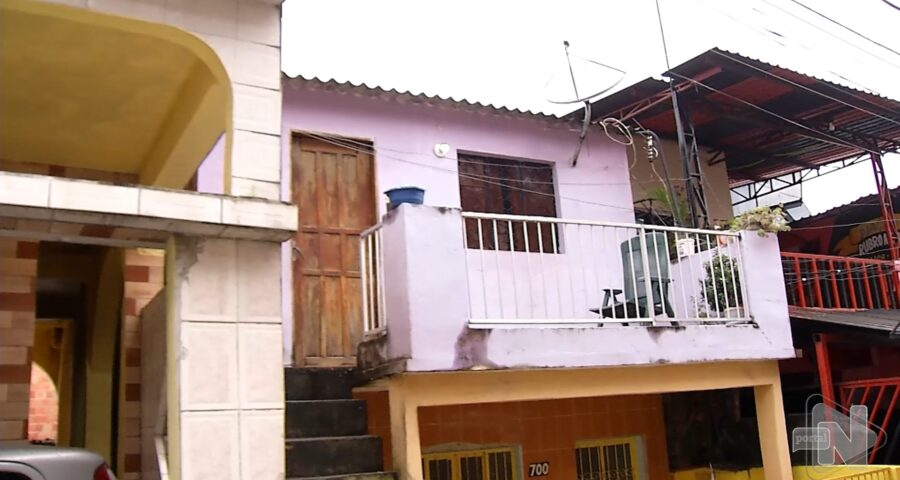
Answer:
0, 240, 38, 443
170, 237, 284, 480
171, 0, 283, 200
118, 248, 165, 480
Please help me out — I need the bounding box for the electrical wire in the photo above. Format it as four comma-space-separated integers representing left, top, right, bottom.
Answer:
884, 0, 900, 12
754, 0, 900, 76
303, 132, 897, 235
307, 131, 692, 186
697, 0, 883, 94
302, 132, 639, 212
781, 0, 900, 60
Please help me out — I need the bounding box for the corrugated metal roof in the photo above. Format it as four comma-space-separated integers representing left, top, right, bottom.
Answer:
283, 73, 563, 120
714, 46, 900, 103
789, 186, 900, 226
584, 48, 900, 185
789, 306, 900, 333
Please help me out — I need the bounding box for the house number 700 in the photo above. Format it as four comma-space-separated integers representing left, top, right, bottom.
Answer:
528, 462, 549, 477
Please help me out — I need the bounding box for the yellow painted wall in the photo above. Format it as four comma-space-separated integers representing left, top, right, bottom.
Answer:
673, 466, 900, 480
628, 137, 734, 226
0, 0, 232, 190
84, 248, 123, 463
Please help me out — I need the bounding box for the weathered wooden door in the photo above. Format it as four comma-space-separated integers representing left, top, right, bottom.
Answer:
292, 135, 376, 366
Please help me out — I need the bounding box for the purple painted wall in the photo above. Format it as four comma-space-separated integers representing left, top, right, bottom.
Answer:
196, 133, 225, 194
280, 80, 637, 363
281, 81, 635, 220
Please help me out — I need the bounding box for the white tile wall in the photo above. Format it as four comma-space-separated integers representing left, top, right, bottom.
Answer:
233, 85, 282, 135
88, 0, 166, 22
165, 0, 239, 38
180, 239, 237, 322
232, 131, 281, 183
236, 241, 282, 323
234, 40, 280, 90
222, 198, 297, 231
49, 178, 140, 215
180, 410, 241, 480
237, 324, 284, 408
231, 177, 280, 200
239, 410, 285, 480
198, 34, 238, 79
237, 0, 281, 46
179, 322, 239, 411
0, 173, 49, 208
44, 2, 290, 478
139, 188, 223, 223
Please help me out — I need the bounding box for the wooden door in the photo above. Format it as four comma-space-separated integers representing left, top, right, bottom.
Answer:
292, 135, 376, 366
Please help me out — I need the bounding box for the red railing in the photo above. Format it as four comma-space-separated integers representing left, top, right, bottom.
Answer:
781, 252, 900, 310
839, 377, 900, 463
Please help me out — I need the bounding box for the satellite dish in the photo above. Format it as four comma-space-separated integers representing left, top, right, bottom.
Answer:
544, 51, 627, 105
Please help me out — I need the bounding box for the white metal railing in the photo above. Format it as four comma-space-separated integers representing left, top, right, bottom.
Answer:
461, 212, 751, 327
359, 223, 386, 334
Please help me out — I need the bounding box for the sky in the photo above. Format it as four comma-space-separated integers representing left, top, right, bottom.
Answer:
281, 0, 900, 217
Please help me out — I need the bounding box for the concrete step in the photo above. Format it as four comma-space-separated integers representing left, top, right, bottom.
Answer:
285, 435, 383, 478
286, 399, 368, 438
288, 472, 396, 480
285, 367, 361, 401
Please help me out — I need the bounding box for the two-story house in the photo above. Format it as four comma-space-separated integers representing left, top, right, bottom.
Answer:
281, 63, 797, 479
0, 1, 292, 480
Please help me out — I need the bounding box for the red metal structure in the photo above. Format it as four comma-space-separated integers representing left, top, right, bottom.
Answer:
782, 252, 900, 310
839, 377, 900, 463
585, 47, 900, 464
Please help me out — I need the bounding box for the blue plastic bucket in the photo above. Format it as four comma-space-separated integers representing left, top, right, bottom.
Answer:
385, 187, 425, 208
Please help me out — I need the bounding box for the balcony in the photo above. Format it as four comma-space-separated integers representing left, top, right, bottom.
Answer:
781, 252, 900, 310
357, 205, 794, 373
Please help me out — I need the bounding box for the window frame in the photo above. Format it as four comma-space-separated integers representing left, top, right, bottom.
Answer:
574, 435, 648, 480
457, 152, 559, 218
423, 445, 522, 480
457, 152, 560, 252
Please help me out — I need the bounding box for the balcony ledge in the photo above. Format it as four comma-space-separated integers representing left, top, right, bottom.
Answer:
0, 171, 296, 247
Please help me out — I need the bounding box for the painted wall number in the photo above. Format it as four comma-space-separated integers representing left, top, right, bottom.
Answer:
528, 462, 550, 477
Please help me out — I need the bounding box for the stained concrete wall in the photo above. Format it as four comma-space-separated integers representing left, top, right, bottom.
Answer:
378, 204, 794, 372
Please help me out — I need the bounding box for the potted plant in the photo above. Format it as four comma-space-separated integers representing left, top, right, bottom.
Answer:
700, 253, 743, 318
384, 186, 425, 209
729, 205, 791, 237
647, 187, 699, 258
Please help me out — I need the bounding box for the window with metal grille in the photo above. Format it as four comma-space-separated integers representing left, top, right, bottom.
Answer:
574, 436, 645, 480
458, 153, 558, 252
423, 447, 518, 480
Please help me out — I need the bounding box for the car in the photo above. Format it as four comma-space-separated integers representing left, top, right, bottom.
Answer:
0, 445, 116, 480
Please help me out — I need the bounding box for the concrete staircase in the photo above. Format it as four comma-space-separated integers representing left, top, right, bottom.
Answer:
285, 367, 394, 480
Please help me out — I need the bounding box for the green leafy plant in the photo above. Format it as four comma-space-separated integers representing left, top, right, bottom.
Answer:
700, 254, 742, 314
729, 205, 791, 237
647, 186, 690, 227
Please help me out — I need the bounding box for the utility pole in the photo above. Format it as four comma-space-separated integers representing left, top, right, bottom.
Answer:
670, 88, 709, 229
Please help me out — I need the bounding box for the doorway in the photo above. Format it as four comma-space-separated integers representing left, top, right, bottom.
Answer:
291, 134, 377, 366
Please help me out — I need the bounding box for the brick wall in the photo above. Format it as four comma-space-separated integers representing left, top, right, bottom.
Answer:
117, 249, 165, 480
28, 363, 59, 443
0, 239, 38, 443
356, 391, 671, 480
